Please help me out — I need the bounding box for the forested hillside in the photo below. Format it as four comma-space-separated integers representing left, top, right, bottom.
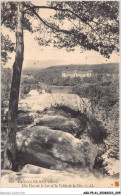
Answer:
23, 63, 119, 86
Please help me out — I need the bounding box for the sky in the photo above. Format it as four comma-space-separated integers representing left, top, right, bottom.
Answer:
2, 0, 119, 70
5, 30, 119, 70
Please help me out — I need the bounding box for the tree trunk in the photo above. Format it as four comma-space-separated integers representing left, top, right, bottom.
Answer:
3, 2, 24, 171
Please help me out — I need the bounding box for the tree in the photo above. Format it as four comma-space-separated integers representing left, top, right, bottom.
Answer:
1, 1, 119, 171
1, 34, 15, 66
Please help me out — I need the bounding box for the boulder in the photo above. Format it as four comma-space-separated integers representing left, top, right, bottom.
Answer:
21, 164, 43, 174
16, 126, 98, 170
34, 115, 81, 136
1, 170, 13, 177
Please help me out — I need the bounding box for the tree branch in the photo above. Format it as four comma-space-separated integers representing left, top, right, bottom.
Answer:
31, 8, 73, 35
31, 9, 84, 47
24, 4, 99, 33
31, 6, 104, 43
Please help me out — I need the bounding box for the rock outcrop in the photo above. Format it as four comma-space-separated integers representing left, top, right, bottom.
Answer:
2, 90, 118, 178
16, 126, 98, 170
19, 93, 92, 115
1, 91, 108, 172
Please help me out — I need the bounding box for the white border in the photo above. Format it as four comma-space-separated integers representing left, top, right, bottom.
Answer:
0, 0, 120, 194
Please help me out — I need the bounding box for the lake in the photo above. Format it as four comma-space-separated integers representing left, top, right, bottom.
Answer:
48, 85, 72, 94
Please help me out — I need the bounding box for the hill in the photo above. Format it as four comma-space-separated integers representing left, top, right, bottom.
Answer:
28, 63, 119, 85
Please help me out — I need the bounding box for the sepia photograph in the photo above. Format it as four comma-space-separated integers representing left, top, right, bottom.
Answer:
1, 0, 120, 190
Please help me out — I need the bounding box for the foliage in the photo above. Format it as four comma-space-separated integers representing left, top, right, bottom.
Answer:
53, 105, 107, 144
26, 63, 118, 86
72, 78, 119, 111
71, 72, 119, 161
1, 34, 15, 65
1, 1, 119, 65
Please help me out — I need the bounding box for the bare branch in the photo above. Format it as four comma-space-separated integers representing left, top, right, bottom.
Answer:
31, 8, 73, 35
24, 5, 98, 33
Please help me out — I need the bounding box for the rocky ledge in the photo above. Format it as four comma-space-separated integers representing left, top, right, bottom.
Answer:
1, 91, 120, 187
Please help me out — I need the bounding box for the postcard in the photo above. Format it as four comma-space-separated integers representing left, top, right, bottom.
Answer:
1, 0, 120, 193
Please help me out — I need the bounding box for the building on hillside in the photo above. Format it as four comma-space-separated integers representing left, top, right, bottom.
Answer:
62, 70, 76, 78
62, 70, 93, 78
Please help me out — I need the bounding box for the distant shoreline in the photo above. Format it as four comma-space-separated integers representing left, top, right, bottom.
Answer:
3, 62, 119, 70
